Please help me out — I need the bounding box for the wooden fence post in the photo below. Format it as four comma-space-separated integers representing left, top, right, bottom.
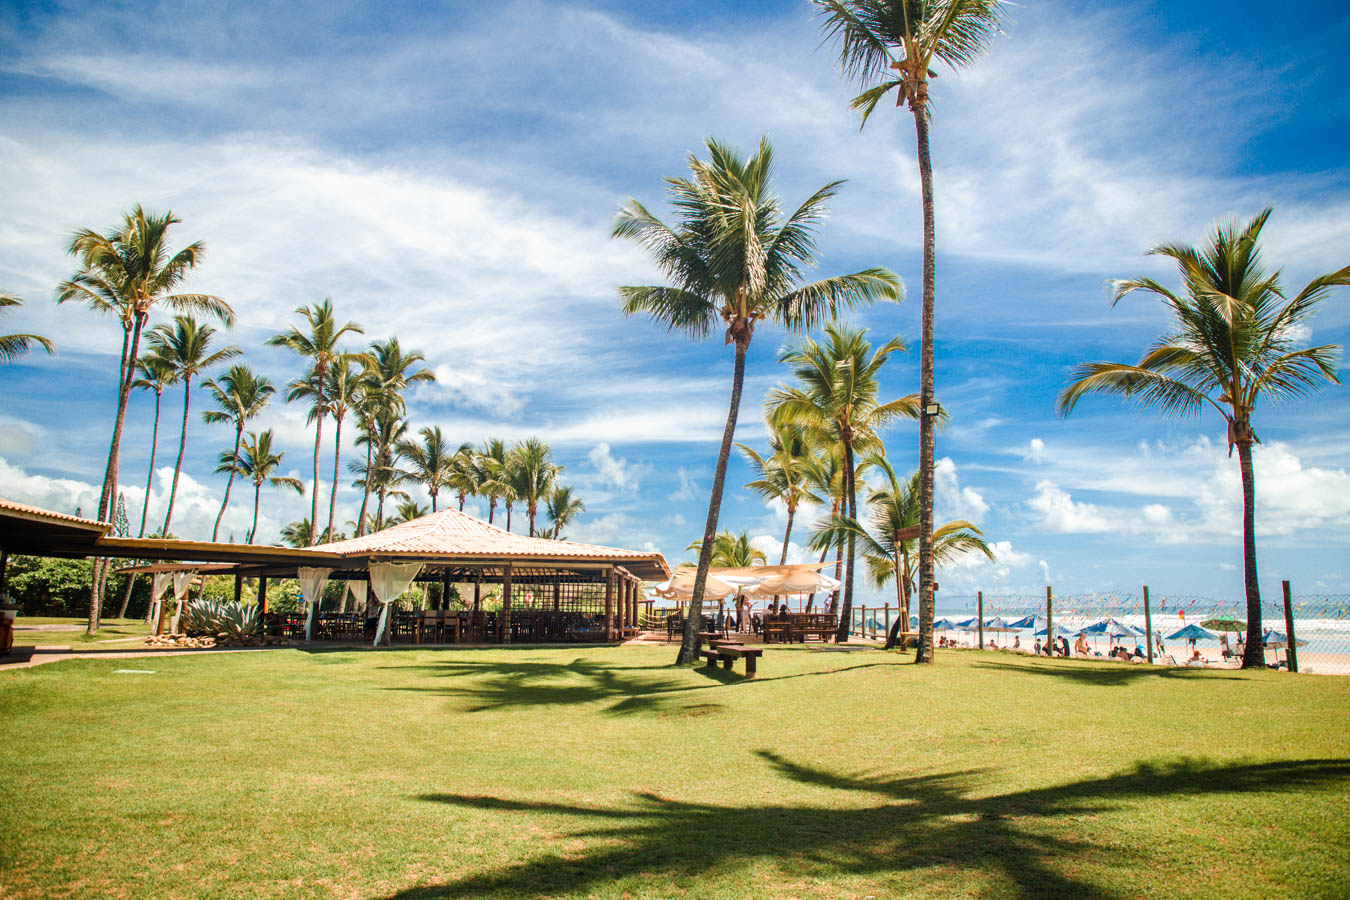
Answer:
604, 567, 615, 641
1282, 580, 1299, 673
977, 591, 984, 650
1045, 585, 1053, 651
1143, 585, 1154, 664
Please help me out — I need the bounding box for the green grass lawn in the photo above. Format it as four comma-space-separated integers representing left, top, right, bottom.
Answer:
7, 617, 151, 647
1, 644, 1347, 899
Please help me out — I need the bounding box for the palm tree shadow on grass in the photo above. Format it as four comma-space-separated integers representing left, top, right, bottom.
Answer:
377, 656, 906, 715
388, 754, 1350, 899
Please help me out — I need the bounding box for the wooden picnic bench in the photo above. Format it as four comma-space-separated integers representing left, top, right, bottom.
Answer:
700, 640, 764, 678
788, 613, 836, 643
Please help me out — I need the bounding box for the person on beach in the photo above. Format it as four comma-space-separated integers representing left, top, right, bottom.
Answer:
1059, 636, 1070, 657
1033, 638, 1042, 656
1074, 634, 1090, 657
1014, 635, 1021, 650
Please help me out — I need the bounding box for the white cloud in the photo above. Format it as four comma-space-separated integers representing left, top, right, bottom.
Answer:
749, 534, 806, 566
586, 442, 646, 493
1023, 438, 1045, 464
1028, 480, 1114, 534
669, 467, 698, 501
935, 457, 990, 524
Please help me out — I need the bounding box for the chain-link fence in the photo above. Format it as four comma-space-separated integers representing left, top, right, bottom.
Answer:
924, 584, 1350, 675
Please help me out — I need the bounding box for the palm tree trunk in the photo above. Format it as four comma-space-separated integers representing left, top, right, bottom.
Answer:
506, 503, 512, 532
457, 492, 465, 512
89, 316, 145, 635
528, 502, 537, 537
212, 425, 243, 542
835, 440, 857, 643
249, 482, 261, 544
430, 489, 438, 513
488, 498, 496, 524
376, 486, 387, 531
679, 336, 749, 665
326, 414, 343, 543
139, 389, 163, 537
116, 572, 136, 618
780, 506, 795, 566
162, 375, 193, 534
1236, 437, 1264, 668
309, 413, 325, 546
356, 439, 373, 536
912, 89, 939, 665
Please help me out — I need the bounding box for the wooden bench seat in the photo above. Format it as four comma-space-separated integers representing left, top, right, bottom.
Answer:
700, 642, 764, 678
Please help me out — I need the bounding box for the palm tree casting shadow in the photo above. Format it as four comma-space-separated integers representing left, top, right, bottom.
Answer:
384, 754, 1350, 899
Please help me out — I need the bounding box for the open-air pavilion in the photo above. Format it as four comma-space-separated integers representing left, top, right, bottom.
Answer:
0, 498, 670, 645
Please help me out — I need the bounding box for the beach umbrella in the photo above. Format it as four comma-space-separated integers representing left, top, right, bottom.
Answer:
1260, 630, 1306, 649
1200, 616, 1246, 632
932, 617, 962, 630
953, 616, 979, 628
1008, 614, 1045, 630
1167, 624, 1217, 642
1077, 617, 1146, 639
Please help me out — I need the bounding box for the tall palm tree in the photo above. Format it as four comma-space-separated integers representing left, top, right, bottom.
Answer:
1059, 209, 1348, 668
396, 426, 456, 511
769, 323, 920, 642
614, 136, 902, 663
322, 359, 363, 542
201, 365, 275, 541
0, 293, 54, 362
145, 316, 240, 534
814, 451, 991, 648
129, 352, 178, 537
800, 443, 847, 612
56, 205, 231, 633
447, 442, 480, 512
267, 300, 364, 545
509, 437, 561, 536
360, 337, 435, 528
737, 422, 823, 567
544, 484, 586, 539
685, 528, 767, 629
475, 439, 512, 526
232, 429, 304, 544
280, 518, 317, 548
815, 0, 1007, 664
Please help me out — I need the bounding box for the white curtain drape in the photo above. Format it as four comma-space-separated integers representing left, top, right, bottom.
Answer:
370, 562, 422, 645
149, 572, 173, 634
347, 581, 368, 612
169, 570, 194, 634
298, 567, 332, 642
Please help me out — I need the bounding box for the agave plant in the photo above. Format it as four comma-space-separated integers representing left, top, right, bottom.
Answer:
180, 598, 260, 637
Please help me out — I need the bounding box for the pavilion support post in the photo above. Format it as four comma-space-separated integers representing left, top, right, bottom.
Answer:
0, 546, 8, 600
442, 574, 451, 611
629, 581, 638, 632
553, 581, 560, 611
474, 572, 482, 612
501, 564, 512, 644
616, 574, 627, 636
604, 567, 615, 642
233, 574, 242, 606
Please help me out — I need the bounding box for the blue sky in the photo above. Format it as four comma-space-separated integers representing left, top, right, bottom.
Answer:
1, 0, 1348, 604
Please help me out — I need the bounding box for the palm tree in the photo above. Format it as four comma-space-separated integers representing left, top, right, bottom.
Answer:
475, 439, 512, 525
614, 136, 902, 664
390, 500, 430, 525
360, 337, 435, 529
800, 443, 847, 612
396, 426, 456, 511
1058, 209, 1348, 668
129, 352, 178, 537
510, 437, 562, 536
280, 519, 317, 548
267, 300, 364, 545
322, 360, 363, 542
145, 316, 240, 534
544, 484, 586, 539
56, 205, 231, 633
447, 443, 480, 512
769, 323, 920, 642
0, 294, 54, 363
815, 0, 1007, 664
232, 429, 304, 544
201, 365, 275, 541
685, 529, 767, 629
814, 452, 991, 648
737, 422, 823, 567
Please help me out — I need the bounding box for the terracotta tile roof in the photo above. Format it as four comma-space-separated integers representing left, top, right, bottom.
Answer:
0, 497, 109, 530
321, 508, 669, 573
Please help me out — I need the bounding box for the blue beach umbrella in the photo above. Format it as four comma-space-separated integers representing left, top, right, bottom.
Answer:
1008, 615, 1045, 630
1260, 630, 1307, 649
932, 617, 962, 630
1167, 624, 1217, 642
1078, 617, 1146, 639
953, 616, 979, 628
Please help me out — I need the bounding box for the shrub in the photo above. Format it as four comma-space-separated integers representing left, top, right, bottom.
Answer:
179, 598, 259, 637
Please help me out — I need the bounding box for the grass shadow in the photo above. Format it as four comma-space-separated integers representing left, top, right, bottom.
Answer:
378, 654, 906, 715
390, 754, 1350, 898
970, 659, 1249, 686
